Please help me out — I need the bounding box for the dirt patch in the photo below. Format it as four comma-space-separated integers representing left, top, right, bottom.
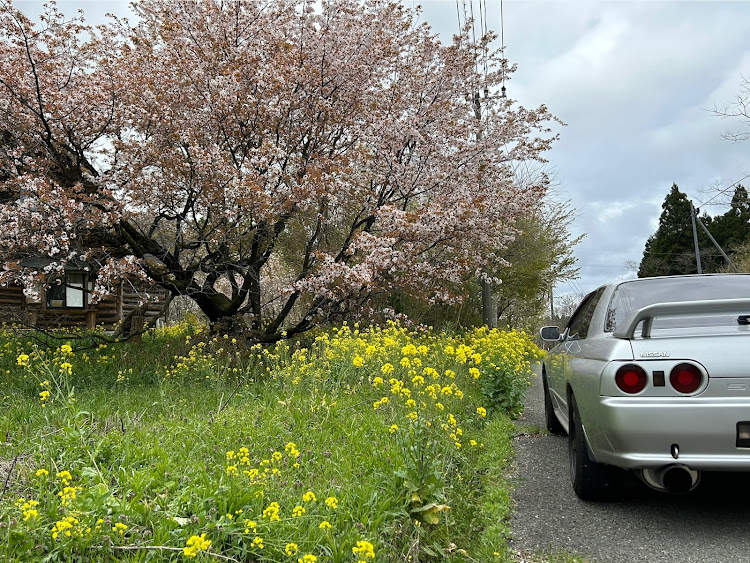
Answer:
0, 456, 24, 500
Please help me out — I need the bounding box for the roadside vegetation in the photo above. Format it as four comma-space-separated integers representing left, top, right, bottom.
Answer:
0, 321, 541, 562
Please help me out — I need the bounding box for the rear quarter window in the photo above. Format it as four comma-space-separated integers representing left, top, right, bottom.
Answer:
567, 287, 605, 339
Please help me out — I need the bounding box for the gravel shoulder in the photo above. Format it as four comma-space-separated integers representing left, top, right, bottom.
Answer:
508, 365, 750, 563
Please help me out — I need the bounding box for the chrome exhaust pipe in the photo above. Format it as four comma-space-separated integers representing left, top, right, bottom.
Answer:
640, 465, 700, 493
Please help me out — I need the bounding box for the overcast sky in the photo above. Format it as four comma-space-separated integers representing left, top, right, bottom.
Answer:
417, 1, 750, 298
17, 1, 750, 299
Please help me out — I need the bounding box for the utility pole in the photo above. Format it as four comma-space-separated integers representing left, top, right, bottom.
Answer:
690, 201, 702, 274
549, 285, 554, 323
473, 91, 498, 328
696, 215, 739, 272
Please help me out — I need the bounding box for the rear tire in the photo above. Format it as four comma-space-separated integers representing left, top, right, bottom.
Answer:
569, 394, 622, 501
543, 369, 564, 435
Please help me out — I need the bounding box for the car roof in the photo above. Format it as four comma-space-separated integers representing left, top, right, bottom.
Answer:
607, 273, 750, 291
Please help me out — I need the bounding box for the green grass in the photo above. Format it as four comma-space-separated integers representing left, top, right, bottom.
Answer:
0, 323, 542, 562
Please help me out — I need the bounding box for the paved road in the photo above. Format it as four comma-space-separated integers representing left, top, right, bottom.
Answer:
509, 366, 750, 563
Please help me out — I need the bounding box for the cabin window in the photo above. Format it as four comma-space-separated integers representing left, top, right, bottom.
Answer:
46, 273, 86, 309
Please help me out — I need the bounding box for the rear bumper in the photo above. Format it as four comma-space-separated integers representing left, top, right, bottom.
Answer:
594, 395, 750, 470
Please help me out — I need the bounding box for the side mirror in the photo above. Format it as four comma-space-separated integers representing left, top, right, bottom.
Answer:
539, 326, 561, 342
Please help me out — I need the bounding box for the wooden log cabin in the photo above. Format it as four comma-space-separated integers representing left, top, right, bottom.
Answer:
0, 258, 169, 331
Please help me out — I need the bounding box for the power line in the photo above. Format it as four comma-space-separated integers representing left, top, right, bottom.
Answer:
695, 171, 750, 208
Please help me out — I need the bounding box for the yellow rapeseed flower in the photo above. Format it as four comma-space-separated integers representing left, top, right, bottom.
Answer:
352, 540, 376, 559
262, 502, 281, 521
184, 533, 211, 557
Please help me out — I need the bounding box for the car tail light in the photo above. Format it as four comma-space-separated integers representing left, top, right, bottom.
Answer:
615, 364, 648, 394
670, 363, 703, 394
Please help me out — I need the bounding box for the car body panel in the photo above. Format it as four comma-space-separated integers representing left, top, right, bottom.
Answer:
541, 274, 750, 481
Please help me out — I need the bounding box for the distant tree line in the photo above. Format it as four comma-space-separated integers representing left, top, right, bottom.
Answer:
638, 183, 750, 277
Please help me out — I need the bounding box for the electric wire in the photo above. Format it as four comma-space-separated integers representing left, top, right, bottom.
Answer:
695, 171, 750, 208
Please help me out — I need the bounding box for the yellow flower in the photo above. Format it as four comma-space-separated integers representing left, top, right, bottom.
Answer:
59, 343, 73, 355
184, 533, 212, 557
373, 397, 388, 409
285, 543, 299, 556
16, 353, 29, 366
112, 522, 128, 535
469, 367, 480, 379
319, 520, 332, 530
51, 515, 79, 540
298, 555, 317, 563
35, 468, 48, 477
23, 508, 38, 521
352, 355, 364, 367
324, 496, 338, 509
19, 499, 39, 521
292, 505, 306, 517
389, 424, 398, 434
352, 540, 375, 559
477, 407, 487, 418
57, 486, 78, 506
285, 442, 300, 458
262, 501, 281, 521
303, 491, 316, 502
401, 344, 417, 356
381, 363, 394, 375
252, 536, 265, 549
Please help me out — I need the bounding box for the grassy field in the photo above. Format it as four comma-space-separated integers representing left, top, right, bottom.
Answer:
0, 321, 542, 562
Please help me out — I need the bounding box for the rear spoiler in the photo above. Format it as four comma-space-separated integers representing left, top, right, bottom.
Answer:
613, 298, 750, 339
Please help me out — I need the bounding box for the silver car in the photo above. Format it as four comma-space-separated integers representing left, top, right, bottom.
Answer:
540, 274, 750, 500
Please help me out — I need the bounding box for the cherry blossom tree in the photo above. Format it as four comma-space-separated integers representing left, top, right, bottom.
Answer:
0, 0, 557, 340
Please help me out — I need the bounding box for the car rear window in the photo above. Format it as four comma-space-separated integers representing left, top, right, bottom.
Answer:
604, 275, 750, 332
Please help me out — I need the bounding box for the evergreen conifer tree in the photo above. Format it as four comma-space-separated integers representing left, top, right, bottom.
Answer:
638, 184, 714, 277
